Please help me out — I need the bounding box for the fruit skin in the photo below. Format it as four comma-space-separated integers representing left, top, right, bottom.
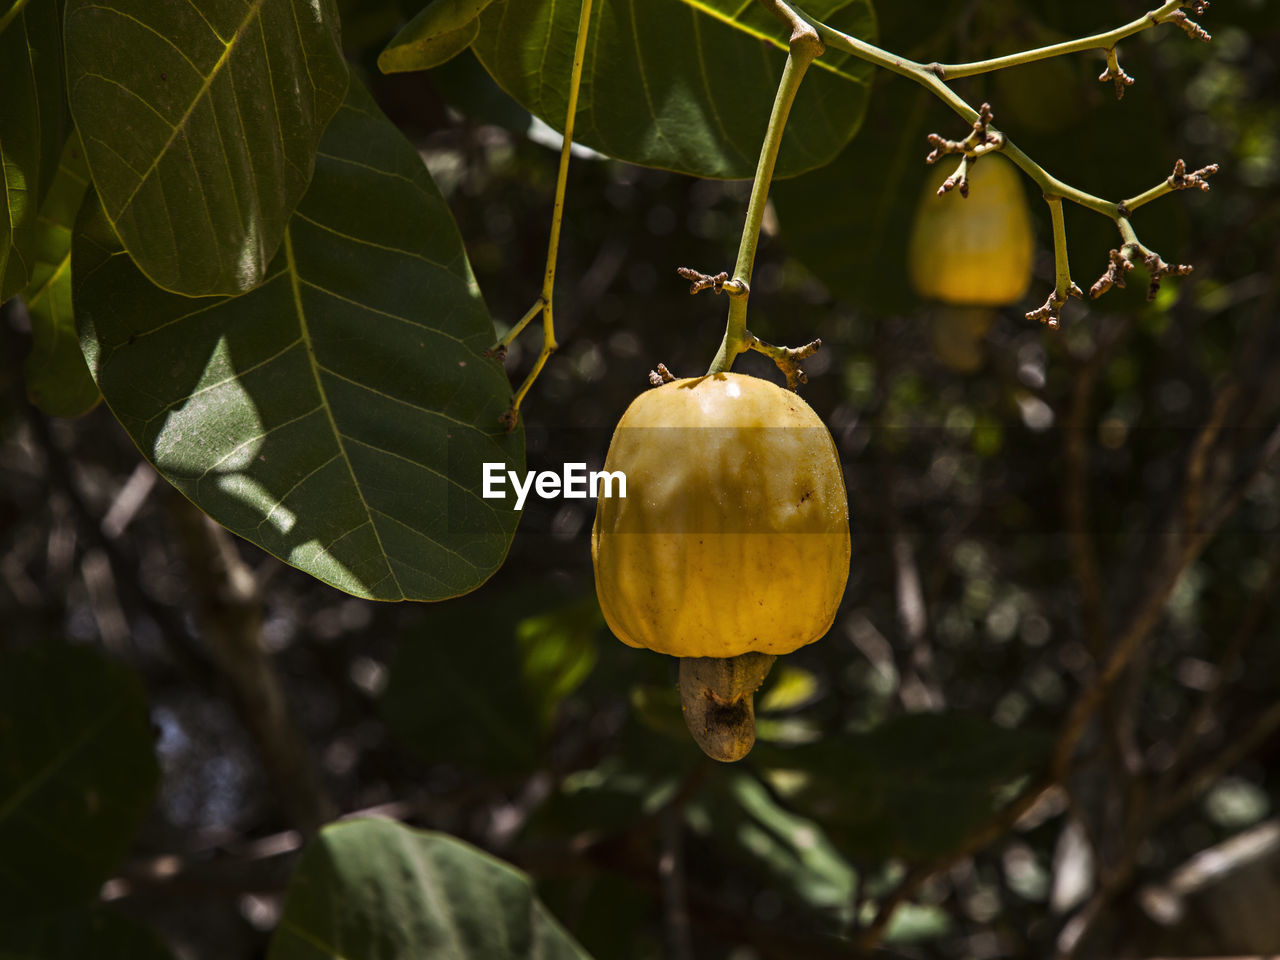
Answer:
908, 154, 1034, 307
591, 373, 850, 660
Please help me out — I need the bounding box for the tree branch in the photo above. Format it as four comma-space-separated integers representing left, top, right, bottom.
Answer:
169, 498, 335, 835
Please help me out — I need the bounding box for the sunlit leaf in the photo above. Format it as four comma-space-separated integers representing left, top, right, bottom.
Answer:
268, 818, 593, 960
468, 0, 875, 179
64, 0, 349, 296
75, 78, 524, 602
21, 136, 99, 418
758, 663, 820, 713
517, 596, 602, 732
0, 645, 159, 919
378, 0, 497, 72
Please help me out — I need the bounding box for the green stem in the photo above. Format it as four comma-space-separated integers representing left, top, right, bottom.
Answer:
708, 39, 820, 375
494, 298, 545, 353
0, 0, 32, 35
500, 0, 594, 423
933, 1, 1185, 79
779, 0, 1157, 223
1047, 196, 1072, 299
1122, 180, 1173, 214
542, 0, 593, 309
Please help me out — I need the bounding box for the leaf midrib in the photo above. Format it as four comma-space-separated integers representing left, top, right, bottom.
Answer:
676, 0, 869, 85
105, 0, 270, 220
284, 224, 406, 600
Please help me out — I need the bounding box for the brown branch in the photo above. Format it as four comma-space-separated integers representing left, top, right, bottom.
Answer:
1063, 356, 1108, 658
854, 778, 1055, 948
1180, 383, 1238, 541
1052, 417, 1280, 781
170, 498, 335, 835
1158, 701, 1280, 820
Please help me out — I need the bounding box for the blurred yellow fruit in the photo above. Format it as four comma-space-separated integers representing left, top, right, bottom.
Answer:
929, 305, 996, 373
908, 154, 1034, 306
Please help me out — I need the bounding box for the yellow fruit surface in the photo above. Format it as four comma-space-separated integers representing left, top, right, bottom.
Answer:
908, 154, 1034, 306
591, 373, 850, 659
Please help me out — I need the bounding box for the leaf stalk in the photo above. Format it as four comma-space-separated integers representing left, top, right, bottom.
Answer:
494, 0, 595, 427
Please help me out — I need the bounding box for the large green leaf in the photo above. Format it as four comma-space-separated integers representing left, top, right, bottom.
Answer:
268, 818, 593, 960
0, 0, 67, 301
0, 907, 175, 960
75, 78, 524, 602
22, 136, 99, 418
755, 713, 1051, 862
0, 645, 159, 919
468, 0, 876, 179
63, 0, 349, 297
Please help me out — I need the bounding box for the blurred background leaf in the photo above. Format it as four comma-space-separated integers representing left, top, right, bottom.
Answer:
380, 586, 601, 773
685, 769, 856, 926
756, 713, 1051, 861
0, 0, 67, 301
0, 644, 158, 919
20, 136, 97, 418
0, 907, 175, 960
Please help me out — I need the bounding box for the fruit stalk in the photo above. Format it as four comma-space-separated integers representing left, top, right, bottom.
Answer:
706, 11, 824, 375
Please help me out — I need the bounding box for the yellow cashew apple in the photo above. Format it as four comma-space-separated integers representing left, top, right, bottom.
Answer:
591, 373, 850, 662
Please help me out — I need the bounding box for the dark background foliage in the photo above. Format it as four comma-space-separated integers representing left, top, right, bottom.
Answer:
2, 0, 1279, 957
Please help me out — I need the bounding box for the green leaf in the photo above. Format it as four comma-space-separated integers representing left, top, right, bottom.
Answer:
268, 818, 593, 960
758, 663, 820, 713
628, 683, 689, 742
772, 73, 936, 312
0, 907, 175, 960
21, 136, 99, 418
75, 77, 524, 602
63, 0, 349, 297
380, 588, 547, 774
686, 771, 856, 923
755, 712, 1051, 862
469, 0, 876, 179
0, 0, 68, 301
0, 644, 159, 919
516, 596, 602, 732
378, 0, 496, 73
